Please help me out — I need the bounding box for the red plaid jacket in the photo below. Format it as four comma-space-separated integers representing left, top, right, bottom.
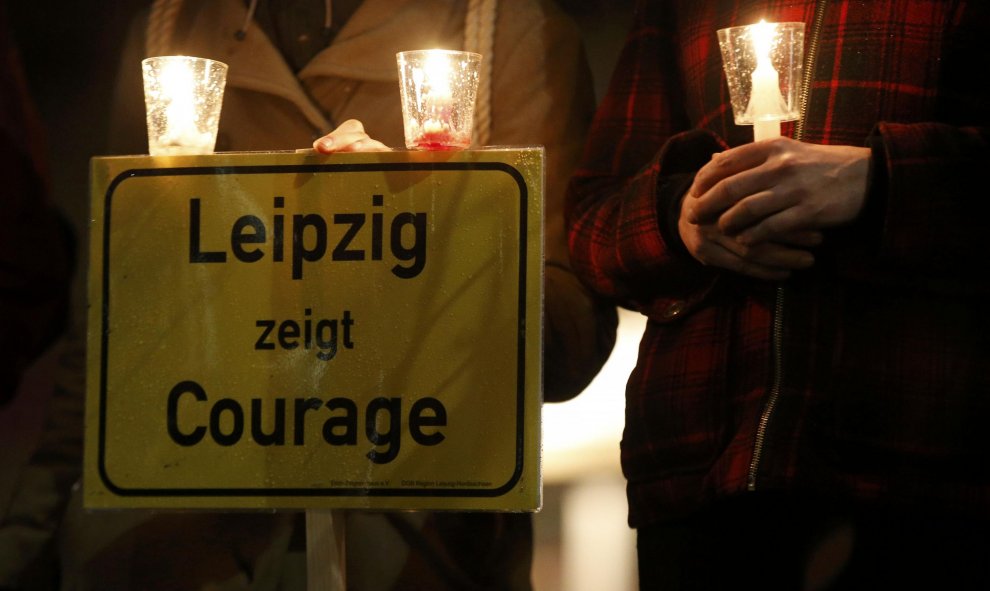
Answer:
567, 0, 990, 528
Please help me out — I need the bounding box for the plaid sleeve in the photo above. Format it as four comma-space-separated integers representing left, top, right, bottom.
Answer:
869, 123, 990, 280
565, 1, 724, 319
831, 126, 990, 290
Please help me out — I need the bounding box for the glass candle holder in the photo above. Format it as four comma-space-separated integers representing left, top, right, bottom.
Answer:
142, 55, 228, 156
717, 21, 804, 141
396, 49, 482, 150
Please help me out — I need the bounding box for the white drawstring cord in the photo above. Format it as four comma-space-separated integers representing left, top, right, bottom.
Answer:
146, 0, 181, 55
464, 0, 496, 146
235, 0, 259, 40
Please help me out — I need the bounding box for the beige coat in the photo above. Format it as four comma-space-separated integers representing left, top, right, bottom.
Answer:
109, 0, 616, 400
0, 1, 617, 589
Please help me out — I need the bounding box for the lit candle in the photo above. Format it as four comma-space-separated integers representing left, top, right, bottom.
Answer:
397, 49, 481, 150
744, 20, 789, 141
718, 20, 803, 143
142, 56, 227, 156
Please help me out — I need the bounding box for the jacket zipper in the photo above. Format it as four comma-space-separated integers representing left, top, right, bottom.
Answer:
746, 0, 827, 492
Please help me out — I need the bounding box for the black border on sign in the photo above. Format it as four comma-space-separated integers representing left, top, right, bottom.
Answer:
97, 161, 531, 500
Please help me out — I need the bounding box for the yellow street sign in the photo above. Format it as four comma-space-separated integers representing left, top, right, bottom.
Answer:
85, 148, 543, 510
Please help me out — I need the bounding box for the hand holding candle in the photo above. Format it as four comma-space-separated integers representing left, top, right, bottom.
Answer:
397, 49, 481, 150
717, 21, 804, 142
679, 19, 869, 279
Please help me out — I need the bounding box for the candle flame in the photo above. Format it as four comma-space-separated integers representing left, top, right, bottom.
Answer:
161, 59, 199, 143
751, 19, 776, 67
423, 51, 453, 99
